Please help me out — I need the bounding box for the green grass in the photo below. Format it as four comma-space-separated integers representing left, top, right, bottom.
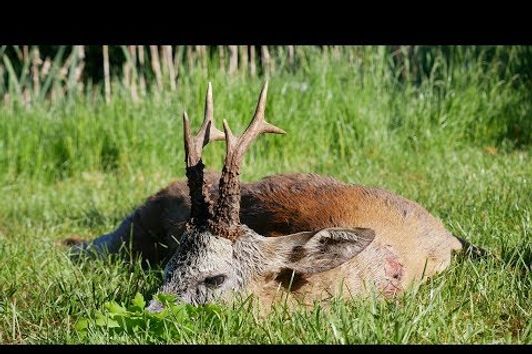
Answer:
0, 46, 530, 344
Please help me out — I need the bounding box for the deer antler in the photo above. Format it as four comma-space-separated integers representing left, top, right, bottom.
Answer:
211, 81, 286, 240
183, 82, 225, 226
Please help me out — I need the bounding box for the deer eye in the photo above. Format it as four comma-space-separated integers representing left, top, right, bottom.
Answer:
204, 274, 226, 288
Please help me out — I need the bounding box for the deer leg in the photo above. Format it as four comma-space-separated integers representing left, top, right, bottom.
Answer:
68, 213, 135, 259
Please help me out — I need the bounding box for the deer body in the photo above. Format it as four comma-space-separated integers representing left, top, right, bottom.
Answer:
241, 173, 462, 305
78, 171, 461, 307
72, 82, 472, 312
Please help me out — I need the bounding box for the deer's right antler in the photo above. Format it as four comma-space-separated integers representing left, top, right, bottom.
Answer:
210, 81, 286, 240
183, 82, 225, 226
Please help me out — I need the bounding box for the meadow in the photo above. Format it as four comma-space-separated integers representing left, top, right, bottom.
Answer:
0, 46, 530, 344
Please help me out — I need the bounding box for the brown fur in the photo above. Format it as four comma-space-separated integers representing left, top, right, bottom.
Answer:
77, 171, 462, 306
244, 173, 462, 287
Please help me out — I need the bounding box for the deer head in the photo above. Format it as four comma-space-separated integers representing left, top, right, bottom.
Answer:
147, 82, 375, 311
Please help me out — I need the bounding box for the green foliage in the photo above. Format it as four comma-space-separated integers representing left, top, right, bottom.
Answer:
75, 293, 224, 343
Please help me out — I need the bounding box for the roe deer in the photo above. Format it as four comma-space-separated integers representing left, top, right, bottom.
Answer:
70, 82, 485, 311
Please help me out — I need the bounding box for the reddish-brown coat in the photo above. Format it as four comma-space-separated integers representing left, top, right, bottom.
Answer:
82, 171, 461, 302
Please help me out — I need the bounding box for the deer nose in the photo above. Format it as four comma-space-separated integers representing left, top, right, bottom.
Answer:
146, 300, 164, 313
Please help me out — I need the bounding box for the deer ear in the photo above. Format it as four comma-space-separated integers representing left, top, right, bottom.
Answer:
264, 227, 375, 274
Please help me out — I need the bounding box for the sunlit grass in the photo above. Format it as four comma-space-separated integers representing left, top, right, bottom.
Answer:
0, 47, 530, 343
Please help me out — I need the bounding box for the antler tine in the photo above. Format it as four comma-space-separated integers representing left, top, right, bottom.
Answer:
233, 81, 286, 160
182, 111, 195, 166
183, 82, 225, 167
197, 82, 225, 147
222, 119, 236, 161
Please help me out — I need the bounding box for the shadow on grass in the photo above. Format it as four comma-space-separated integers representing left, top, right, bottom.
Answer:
500, 241, 532, 274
